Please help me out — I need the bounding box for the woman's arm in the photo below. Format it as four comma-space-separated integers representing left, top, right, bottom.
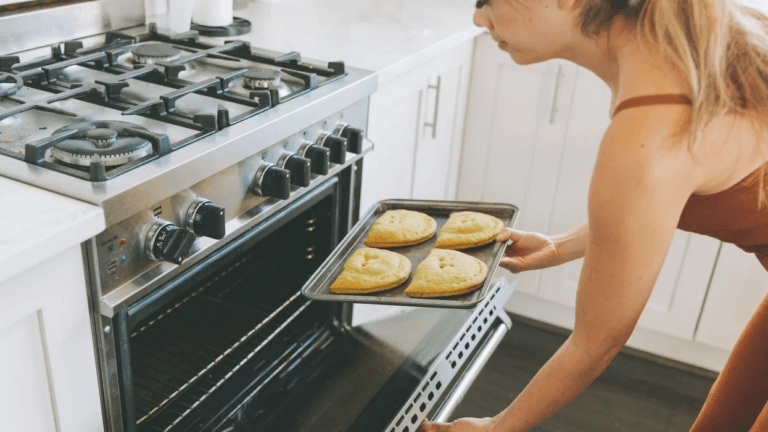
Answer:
552, 222, 589, 264
489, 117, 699, 432
420, 113, 700, 432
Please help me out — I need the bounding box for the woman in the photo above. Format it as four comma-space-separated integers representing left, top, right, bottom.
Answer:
419, 0, 768, 431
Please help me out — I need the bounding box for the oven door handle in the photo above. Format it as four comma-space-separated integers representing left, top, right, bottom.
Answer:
432, 321, 509, 422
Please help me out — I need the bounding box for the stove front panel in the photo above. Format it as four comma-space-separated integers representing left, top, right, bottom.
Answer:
91, 98, 370, 316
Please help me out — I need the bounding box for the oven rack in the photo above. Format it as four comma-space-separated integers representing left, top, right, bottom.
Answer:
129, 253, 253, 339
129, 257, 317, 431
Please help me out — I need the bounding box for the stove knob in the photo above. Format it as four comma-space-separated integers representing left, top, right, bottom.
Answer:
186, 198, 226, 240
317, 133, 347, 164
335, 124, 364, 154
278, 154, 312, 187
145, 221, 197, 265
298, 143, 330, 175
253, 164, 291, 199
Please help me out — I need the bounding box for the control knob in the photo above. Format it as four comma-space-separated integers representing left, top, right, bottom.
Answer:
316, 132, 347, 164
145, 221, 197, 265
277, 153, 312, 187
297, 143, 330, 175
334, 123, 364, 154
252, 163, 291, 199
185, 198, 226, 240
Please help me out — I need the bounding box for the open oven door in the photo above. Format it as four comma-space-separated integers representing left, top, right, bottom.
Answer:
271, 277, 516, 432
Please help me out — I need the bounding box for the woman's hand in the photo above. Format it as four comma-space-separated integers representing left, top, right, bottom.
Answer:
496, 228, 562, 273
418, 417, 498, 432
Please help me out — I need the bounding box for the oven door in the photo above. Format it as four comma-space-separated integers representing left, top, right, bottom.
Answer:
267, 278, 515, 432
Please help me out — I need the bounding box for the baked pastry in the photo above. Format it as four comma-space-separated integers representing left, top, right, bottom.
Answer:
364, 209, 437, 248
330, 248, 411, 294
435, 211, 504, 250
404, 249, 488, 298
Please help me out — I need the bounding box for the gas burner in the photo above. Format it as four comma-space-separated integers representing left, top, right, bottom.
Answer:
50, 121, 154, 167
242, 68, 282, 89
191, 17, 252, 37
131, 43, 183, 65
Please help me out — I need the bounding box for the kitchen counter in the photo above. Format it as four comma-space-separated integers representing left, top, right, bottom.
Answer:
0, 176, 104, 284
202, 0, 484, 83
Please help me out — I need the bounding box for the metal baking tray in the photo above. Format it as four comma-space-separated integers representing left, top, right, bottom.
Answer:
301, 199, 519, 308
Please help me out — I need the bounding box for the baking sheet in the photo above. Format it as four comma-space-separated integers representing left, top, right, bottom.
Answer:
301, 199, 519, 308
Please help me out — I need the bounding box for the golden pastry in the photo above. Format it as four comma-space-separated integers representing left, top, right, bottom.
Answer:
330, 248, 411, 294
364, 209, 437, 248
435, 211, 504, 250
404, 249, 488, 298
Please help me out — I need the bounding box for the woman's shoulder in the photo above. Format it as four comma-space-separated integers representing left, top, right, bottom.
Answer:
603, 103, 693, 157
594, 108, 702, 199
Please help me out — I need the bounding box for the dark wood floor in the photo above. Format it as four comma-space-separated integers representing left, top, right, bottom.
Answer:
450, 318, 716, 431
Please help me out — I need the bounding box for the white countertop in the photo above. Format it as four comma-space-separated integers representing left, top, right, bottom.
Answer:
198, 0, 485, 83
0, 176, 104, 284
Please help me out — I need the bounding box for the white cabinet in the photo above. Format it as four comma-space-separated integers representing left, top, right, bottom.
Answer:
355, 40, 474, 326
361, 39, 474, 213
0, 245, 103, 432
694, 244, 768, 351
361, 66, 423, 212
457, 32, 579, 297
411, 41, 473, 201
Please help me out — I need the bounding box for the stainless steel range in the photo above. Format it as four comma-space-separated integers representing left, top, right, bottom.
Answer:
0, 2, 515, 432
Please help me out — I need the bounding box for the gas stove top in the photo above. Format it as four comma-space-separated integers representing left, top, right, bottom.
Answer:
0, 23, 376, 226
0, 24, 346, 182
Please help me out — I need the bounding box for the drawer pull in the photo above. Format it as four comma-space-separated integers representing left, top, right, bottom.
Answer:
424, 75, 442, 138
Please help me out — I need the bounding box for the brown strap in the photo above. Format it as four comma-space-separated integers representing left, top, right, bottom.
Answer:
612, 94, 693, 118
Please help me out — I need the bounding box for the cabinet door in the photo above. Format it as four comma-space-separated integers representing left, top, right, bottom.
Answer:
361, 64, 427, 213
457, 32, 578, 295
695, 243, 768, 350
537, 68, 721, 340
0, 246, 104, 432
411, 40, 474, 201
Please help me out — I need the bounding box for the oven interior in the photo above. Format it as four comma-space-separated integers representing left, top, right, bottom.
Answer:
116, 179, 345, 432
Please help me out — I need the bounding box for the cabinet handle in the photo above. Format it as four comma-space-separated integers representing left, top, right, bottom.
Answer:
549, 65, 563, 124
424, 75, 442, 139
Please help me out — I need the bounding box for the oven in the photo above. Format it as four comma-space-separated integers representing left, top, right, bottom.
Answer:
86, 156, 515, 432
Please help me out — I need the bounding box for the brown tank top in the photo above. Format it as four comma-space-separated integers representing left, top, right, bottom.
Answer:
613, 95, 768, 271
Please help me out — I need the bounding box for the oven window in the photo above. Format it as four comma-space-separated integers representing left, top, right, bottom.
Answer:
124, 194, 341, 432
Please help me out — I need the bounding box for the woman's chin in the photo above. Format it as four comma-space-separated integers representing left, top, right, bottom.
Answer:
501, 47, 551, 66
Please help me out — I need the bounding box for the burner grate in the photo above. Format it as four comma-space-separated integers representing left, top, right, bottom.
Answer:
0, 24, 350, 181
0, 83, 104, 122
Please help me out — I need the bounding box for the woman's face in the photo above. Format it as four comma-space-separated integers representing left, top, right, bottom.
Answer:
473, 0, 583, 65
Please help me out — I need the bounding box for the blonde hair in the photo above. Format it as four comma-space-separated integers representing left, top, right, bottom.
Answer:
582, 0, 768, 206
